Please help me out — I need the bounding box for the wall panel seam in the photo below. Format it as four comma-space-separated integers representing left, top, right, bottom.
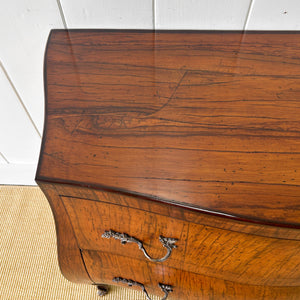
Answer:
243, 0, 255, 30
56, 0, 68, 29
0, 152, 9, 164
0, 61, 41, 138
153, 0, 156, 29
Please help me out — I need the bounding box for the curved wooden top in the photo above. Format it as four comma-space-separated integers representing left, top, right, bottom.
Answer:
37, 30, 300, 227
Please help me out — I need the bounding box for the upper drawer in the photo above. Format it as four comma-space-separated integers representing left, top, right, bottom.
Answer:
62, 195, 300, 287
62, 195, 188, 270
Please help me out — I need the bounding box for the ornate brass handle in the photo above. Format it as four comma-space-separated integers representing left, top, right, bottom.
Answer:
113, 277, 173, 300
102, 229, 178, 262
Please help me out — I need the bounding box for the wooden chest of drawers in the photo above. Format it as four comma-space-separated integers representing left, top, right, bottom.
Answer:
36, 30, 300, 299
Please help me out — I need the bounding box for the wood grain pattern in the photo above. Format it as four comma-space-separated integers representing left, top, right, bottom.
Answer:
82, 250, 300, 300
37, 30, 300, 227
37, 182, 92, 283
62, 195, 300, 286
37, 183, 300, 298
36, 30, 300, 299
55, 183, 300, 240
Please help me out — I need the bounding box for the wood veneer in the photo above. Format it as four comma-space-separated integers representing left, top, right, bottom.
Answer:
82, 251, 300, 300
36, 30, 300, 299
62, 194, 300, 286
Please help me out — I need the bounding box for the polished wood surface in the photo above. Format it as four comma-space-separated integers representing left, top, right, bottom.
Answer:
62, 194, 300, 286
36, 182, 300, 299
55, 183, 300, 240
37, 30, 300, 227
83, 250, 300, 300
36, 30, 300, 299
37, 182, 91, 283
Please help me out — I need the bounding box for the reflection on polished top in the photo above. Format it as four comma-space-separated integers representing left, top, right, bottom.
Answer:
37, 30, 300, 227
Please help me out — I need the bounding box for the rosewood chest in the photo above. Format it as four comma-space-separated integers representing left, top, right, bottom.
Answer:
36, 30, 300, 299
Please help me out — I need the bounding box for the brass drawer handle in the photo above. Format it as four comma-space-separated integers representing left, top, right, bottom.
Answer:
102, 229, 178, 262
113, 277, 173, 300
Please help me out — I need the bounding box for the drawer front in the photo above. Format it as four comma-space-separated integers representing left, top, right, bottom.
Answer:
82, 250, 300, 300
62, 196, 189, 269
62, 196, 300, 286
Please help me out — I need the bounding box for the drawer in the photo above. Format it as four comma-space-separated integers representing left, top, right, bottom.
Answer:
82, 250, 300, 300
62, 196, 300, 286
62, 196, 189, 270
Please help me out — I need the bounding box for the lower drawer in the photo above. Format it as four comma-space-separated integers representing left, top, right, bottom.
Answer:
62, 196, 300, 286
82, 250, 300, 300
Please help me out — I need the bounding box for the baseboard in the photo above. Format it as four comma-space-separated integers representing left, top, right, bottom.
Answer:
0, 163, 37, 185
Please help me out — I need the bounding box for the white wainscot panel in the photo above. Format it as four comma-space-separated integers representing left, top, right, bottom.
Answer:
155, 0, 251, 29
0, 164, 37, 185
0, 154, 7, 164
0, 66, 41, 166
0, 0, 64, 133
246, 0, 300, 30
60, 0, 153, 29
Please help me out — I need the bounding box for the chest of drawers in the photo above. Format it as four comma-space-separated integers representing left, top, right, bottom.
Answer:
36, 30, 300, 299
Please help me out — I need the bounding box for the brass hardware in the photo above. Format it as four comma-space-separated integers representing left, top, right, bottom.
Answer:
102, 229, 178, 262
113, 277, 173, 300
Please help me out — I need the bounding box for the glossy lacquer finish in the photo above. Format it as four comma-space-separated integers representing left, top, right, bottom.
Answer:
37, 182, 300, 299
37, 30, 300, 227
36, 30, 300, 299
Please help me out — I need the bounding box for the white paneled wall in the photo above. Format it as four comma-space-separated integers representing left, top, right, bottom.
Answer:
0, 66, 40, 164
0, 0, 64, 185
0, 154, 7, 164
0, 0, 64, 133
0, 0, 299, 185
0, 64, 41, 185
155, 0, 252, 29
60, 0, 154, 28
246, 0, 300, 30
